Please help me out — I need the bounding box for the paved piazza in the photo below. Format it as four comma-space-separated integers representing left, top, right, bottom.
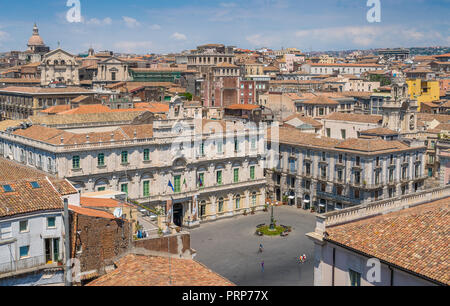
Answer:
190, 206, 317, 286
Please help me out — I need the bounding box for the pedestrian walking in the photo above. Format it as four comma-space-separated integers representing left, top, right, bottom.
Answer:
259, 243, 263, 253
261, 261, 264, 272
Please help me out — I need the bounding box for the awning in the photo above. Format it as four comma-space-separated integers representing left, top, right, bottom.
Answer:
288, 196, 295, 199
303, 200, 310, 203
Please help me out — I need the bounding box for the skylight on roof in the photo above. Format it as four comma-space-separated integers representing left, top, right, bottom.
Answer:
2, 185, 13, 192
30, 182, 41, 189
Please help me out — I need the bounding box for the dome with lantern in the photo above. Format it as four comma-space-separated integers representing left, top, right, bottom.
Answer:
27, 23, 45, 48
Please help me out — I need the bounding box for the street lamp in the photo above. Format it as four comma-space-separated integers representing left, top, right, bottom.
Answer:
269, 201, 275, 230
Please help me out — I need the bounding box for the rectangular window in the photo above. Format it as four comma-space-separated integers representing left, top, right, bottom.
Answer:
121, 183, 128, 195
47, 217, 56, 228
19, 246, 30, 259
349, 270, 361, 286
250, 166, 255, 180
216, 171, 222, 185
121, 151, 128, 164
341, 129, 346, 139
72, 156, 80, 169
98, 153, 105, 167
0, 222, 12, 239
143, 181, 150, 197
251, 138, 256, 150
326, 128, 331, 138
98, 187, 106, 192
198, 173, 205, 188
174, 175, 181, 193
217, 141, 223, 154
234, 168, 239, 183
19, 220, 28, 233
143, 149, 150, 161
234, 139, 239, 152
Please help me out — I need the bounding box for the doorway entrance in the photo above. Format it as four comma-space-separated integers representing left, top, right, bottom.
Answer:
45, 238, 60, 264
173, 204, 183, 227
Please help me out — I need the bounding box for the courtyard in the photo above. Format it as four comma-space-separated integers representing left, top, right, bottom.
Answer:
190, 205, 317, 286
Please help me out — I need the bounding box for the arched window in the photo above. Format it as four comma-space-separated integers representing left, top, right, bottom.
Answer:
252, 192, 257, 206
235, 194, 241, 209
200, 200, 206, 217
218, 197, 224, 212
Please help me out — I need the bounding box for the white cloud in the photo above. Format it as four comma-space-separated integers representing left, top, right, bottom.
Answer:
150, 24, 161, 30
171, 32, 187, 41
122, 16, 140, 28
85, 17, 112, 26
0, 30, 9, 45
113, 41, 152, 53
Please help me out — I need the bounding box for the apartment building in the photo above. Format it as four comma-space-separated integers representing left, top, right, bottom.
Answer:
0, 86, 95, 120
0, 97, 266, 228
0, 158, 79, 285
302, 63, 383, 77
266, 126, 427, 213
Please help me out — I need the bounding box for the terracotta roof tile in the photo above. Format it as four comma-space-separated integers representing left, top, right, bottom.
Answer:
325, 112, 382, 124
87, 254, 235, 286
0, 178, 63, 218
326, 198, 450, 285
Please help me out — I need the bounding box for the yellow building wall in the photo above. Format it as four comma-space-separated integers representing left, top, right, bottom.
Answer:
407, 79, 440, 111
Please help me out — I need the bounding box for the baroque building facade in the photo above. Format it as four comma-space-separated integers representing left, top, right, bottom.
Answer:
0, 97, 267, 227
40, 49, 80, 86
266, 127, 427, 213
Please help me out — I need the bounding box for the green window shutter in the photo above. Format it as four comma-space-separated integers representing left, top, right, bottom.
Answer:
72, 156, 80, 169
98, 153, 105, 166
143, 181, 150, 197
234, 168, 239, 183
250, 166, 255, 180
121, 183, 128, 195
143, 149, 150, 161
198, 173, 204, 188
121, 151, 128, 164
174, 176, 181, 193
217, 171, 222, 185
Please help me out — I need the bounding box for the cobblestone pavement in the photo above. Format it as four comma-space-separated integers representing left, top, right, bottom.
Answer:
190, 206, 317, 286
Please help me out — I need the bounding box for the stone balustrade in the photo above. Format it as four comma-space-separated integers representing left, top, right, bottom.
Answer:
314, 185, 450, 234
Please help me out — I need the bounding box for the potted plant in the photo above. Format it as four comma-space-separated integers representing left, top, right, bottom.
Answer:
243, 209, 248, 216
263, 204, 268, 212
282, 195, 288, 205
251, 207, 256, 215
158, 228, 163, 237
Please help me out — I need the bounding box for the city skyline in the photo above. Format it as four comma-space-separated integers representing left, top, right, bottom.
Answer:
0, 0, 449, 54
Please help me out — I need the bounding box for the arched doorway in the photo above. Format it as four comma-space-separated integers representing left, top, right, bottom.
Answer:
173, 204, 183, 227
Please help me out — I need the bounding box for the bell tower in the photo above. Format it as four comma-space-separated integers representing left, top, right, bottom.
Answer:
382, 77, 418, 134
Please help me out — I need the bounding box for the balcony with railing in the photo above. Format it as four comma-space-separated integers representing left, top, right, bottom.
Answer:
0, 255, 60, 276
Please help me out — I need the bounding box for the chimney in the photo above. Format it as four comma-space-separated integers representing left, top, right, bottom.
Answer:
134, 130, 137, 139
60, 137, 64, 144
86, 135, 90, 143
111, 133, 114, 141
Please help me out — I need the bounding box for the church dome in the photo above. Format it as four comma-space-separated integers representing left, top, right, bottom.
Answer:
27, 24, 45, 46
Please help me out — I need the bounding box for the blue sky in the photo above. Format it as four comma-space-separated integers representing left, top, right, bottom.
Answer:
0, 0, 449, 54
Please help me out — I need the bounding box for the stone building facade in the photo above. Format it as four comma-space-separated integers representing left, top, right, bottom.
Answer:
266, 127, 427, 213
0, 98, 267, 227
40, 49, 80, 86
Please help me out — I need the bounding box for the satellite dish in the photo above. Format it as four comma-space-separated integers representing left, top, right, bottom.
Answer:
113, 207, 123, 218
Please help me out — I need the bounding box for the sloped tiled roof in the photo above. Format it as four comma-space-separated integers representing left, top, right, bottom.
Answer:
325, 112, 382, 124
326, 198, 450, 285
0, 178, 63, 218
12, 124, 153, 145
69, 205, 116, 219
27, 111, 146, 126
270, 127, 414, 154
359, 127, 399, 136
87, 254, 235, 286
